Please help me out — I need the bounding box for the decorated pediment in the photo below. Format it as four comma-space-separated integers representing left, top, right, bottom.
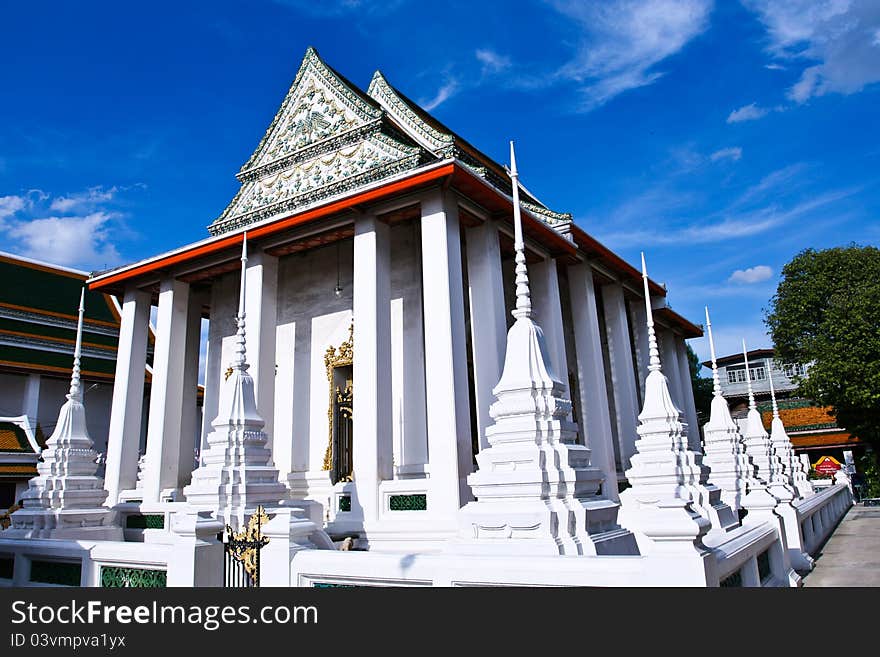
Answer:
211, 132, 421, 234
237, 47, 383, 178
210, 48, 428, 235
208, 47, 573, 236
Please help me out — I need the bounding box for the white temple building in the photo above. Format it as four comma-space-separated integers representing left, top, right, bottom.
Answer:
0, 48, 851, 587
87, 48, 702, 547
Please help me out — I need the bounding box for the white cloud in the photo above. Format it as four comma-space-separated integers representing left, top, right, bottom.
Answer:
420, 79, 460, 111
727, 102, 769, 123
550, 0, 714, 109
49, 186, 117, 213
0, 185, 142, 270
732, 162, 809, 206
0, 195, 27, 220
7, 212, 122, 270
601, 186, 857, 247
475, 48, 512, 75
728, 264, 773, 283
710, 146, 742, 162
764, 63, 786, 70
742, 0, 880, 102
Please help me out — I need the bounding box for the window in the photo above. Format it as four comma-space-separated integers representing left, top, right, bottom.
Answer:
727, 369, 747, 384
782, 363, 805, 378
726, 366, 764, 383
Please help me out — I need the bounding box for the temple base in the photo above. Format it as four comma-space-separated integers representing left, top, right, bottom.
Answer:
5, 508, 122, 541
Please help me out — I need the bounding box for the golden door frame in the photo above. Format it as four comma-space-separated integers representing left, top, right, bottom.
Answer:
322, 322, 353, 473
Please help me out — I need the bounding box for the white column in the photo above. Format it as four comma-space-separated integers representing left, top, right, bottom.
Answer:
244, 250, 278, 453
567, 261, 620, 501
531, 257, 570, 399
421, 190, 473, 515
659, 328, 685, 416
628, 299, 649, 404
143, 278, 190, 503
352, 213, 392, 523
464, 219, 506, 451
23, 374, 40, 431
177, 290, 203, 490
104, 287, 150, 505
675, 336, 702, 452
601, 283, 640, 473
273, 320, 296, 479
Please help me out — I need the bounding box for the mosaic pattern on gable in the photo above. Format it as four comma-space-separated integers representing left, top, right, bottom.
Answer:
219, 134, 420, 230
255, 77, 361, 169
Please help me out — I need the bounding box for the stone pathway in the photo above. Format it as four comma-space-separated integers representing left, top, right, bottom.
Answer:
802, 503, 880, 587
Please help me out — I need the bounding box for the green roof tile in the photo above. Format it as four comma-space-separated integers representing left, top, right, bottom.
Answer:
0, 258, 117, 324
0, 344, 117, 376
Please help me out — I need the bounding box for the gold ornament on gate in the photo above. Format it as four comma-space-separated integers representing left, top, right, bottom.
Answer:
225, 506, 270, 583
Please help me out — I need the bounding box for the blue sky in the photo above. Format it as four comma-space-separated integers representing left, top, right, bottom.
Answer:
1, 0, 878, 367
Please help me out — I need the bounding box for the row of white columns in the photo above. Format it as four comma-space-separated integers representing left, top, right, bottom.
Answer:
101, 186, 702, 515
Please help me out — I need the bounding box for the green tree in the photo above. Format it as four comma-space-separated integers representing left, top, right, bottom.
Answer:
686, 343, 713, 426
764, 244, 880, 451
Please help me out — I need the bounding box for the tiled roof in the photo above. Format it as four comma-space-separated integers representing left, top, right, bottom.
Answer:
0, 422, 31, 452
0, 253, 126, 379
0, 464, 39, 477
0, 344, 117, 378
0, 255, 117, 323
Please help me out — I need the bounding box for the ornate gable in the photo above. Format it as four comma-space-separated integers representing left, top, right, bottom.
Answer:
209, 48, 425, 235
239, 47, 381, 177
367, 71, 454, 156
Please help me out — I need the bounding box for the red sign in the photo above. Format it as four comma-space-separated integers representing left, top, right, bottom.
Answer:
814, 456, 842, 475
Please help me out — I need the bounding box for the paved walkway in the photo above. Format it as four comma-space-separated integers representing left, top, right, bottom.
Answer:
802, 503, 880, 587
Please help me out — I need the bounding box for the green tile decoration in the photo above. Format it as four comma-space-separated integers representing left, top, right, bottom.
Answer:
101, 566, 167, 588
388, 493, 427, 511
125, 514, 165, 529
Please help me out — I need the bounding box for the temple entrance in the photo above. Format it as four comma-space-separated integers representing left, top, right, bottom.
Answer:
323, 323, 354, 485
331, 367, 353, 484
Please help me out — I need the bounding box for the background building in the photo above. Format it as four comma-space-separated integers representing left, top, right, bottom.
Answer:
704, 348, 863, 466
0, 252, 159, 507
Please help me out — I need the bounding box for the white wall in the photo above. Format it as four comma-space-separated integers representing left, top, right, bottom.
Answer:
205, 221, 428, 488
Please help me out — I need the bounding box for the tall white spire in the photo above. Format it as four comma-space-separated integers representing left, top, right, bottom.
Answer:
6, 287, 119, 540
68, 287, 85, 401
739, 339, 794, 497
705, 306, 722, 397
508, 141, 532, 321
453, 140, 636, 557
737, 345, 811, 573
617, 255, 737, 556
184, 230, 287, 530
699, 307, 756, 513
234, 231, 249, 369
768, 365, 780, 418
641, 252, 662, 373
768, 365, 812, 497
743, 339, 757, 412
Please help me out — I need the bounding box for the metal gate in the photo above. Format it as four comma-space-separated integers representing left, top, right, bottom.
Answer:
224, 506, 269, 588
331, 384, 353, 485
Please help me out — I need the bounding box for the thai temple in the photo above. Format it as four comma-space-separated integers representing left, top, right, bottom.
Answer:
0, 48, 852, 587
